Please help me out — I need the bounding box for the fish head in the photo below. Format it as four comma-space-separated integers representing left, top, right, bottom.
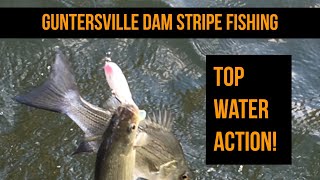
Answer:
108, 104, 145, 148
95, 104, 145, 179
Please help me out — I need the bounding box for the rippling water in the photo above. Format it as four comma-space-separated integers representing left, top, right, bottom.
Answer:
1, 0, 320, 180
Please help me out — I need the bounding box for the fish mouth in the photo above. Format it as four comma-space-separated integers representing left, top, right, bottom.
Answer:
116, 104, 139, 123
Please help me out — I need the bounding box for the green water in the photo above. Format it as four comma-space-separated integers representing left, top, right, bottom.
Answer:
1, 1, 320, 180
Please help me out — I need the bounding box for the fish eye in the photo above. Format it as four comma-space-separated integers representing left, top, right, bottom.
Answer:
180, 173, 189, 180
128, 123, 136, 132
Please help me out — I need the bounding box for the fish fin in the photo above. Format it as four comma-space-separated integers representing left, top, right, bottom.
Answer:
148, 160, 178, 175
148, 161, 160, 173
15, 48, 80, 114
146, 109, 173, 131
159, 160, 178, 172
15, 48, 112, 142
146, 160, 178, 178
84, 135, 102, 142
134, 132, 148, 148
72, 141, 94, 155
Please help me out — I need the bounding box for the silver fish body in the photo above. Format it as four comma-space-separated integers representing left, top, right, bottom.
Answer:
95, 104, 140, 180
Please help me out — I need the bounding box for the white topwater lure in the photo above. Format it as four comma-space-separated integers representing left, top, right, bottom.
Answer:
103, 57, 146, 119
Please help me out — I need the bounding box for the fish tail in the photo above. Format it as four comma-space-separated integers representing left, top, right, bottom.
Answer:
14, 48, 80, 114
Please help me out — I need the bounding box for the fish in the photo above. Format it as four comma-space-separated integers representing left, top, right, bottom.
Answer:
15, 48, 112, 153
103, 55, 192, 180
95, 104, 144, 180
136, 110, 193, 180
14, 48, 193, 179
